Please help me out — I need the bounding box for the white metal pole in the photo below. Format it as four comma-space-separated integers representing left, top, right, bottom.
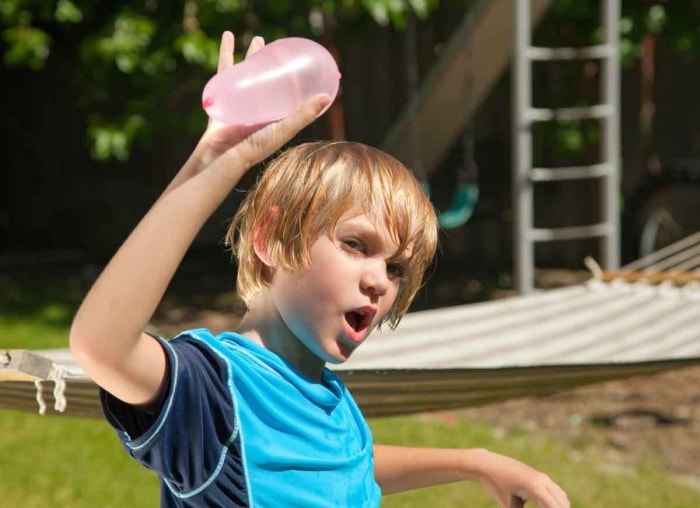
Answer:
601, 0, 621, 269
512, 0, 534, 293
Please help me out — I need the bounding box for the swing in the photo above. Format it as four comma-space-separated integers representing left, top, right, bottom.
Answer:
418, 138, 480, 229
404, 10, 479, 229
436, 181, 479, 229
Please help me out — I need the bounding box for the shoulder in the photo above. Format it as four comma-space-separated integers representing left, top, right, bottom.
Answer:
100, 329, 234, 440
167, 328, 230, 374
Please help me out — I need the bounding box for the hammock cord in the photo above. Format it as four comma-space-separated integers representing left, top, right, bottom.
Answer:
33, 363, 68, 415
624, 231, 700, 272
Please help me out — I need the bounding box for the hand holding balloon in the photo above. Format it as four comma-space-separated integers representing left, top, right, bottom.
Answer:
202, 37, 341, 125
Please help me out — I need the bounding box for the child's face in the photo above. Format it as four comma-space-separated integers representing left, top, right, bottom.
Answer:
269, 207, 407, 365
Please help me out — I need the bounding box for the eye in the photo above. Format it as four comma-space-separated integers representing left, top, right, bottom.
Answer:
342, 238, 365, 253
386, 262, 407, 279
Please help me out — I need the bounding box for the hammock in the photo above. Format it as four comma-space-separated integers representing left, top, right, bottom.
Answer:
2, 233, 700, 419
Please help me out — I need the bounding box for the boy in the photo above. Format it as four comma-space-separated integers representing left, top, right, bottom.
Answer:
70, 32, 569, 507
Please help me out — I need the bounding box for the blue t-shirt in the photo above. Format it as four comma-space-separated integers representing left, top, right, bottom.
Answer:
100, 328, 381, 507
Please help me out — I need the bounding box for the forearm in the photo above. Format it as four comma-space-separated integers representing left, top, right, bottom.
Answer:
70, 161, 246, 401
75, 167, 239, 334
158, 134, 217, 199
374, 444, 489, 495
374, 444, 570, 507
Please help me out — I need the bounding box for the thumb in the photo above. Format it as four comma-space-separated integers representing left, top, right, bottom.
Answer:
307, 93, 333, 117
298, 93, 332, 122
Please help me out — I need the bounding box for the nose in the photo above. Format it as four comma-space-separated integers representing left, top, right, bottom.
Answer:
360, 258, 390, 298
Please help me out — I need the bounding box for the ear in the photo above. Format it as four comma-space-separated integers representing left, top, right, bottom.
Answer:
253, 224, 273, 267
252, 206, 280, 268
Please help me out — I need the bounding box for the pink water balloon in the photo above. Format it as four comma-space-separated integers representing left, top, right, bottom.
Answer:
202, 37, 341, 125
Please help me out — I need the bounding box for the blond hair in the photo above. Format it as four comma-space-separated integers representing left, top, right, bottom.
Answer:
226, 140, 438, 328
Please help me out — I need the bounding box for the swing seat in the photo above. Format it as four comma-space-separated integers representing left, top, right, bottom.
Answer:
438, 183, 479, 229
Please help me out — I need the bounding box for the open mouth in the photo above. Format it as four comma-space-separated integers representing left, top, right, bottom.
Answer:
344, 308, 375, 341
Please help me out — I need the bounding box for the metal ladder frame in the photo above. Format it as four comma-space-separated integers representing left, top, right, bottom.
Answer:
512, 0, 621, 293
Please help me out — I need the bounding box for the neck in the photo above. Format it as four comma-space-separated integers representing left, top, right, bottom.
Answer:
235, 293, 326, 380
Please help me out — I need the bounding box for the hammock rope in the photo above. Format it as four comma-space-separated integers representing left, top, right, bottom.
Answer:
33, 363, 68, 415
623, 230, 700, 272
585, 231, 700, 287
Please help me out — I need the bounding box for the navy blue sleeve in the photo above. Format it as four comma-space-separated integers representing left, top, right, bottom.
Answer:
99, 333, 240, 493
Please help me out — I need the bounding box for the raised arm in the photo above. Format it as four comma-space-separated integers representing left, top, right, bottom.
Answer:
70, 32, 330, 407
373, 444, 569, 508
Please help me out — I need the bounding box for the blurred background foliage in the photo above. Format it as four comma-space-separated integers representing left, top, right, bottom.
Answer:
0, 0, 438, 161
2, 0, 696, 163
3, 0, 700, 265
533, 0, 700, 160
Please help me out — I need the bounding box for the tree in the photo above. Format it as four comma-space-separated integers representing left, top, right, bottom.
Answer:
0, 0, 437, 161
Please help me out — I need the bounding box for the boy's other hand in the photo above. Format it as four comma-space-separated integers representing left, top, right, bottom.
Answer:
478, 450, 569, 508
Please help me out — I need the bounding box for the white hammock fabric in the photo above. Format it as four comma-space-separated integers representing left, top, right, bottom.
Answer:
2, 233, 699, 418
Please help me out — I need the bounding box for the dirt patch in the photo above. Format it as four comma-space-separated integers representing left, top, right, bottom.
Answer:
458, 366, 700, 480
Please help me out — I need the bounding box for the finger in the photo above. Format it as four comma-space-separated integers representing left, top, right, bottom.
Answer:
531, 477, 568, 508
217, 31, 235, 72
260, 92, 332, 145
546, 483, 570, 508
528, 483, 570, 508
534, 491, 563, 508
509, 496, 525, 508
219, 93, 331, 171
245, 36, 265, 59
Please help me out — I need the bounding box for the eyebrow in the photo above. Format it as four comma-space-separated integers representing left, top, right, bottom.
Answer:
339, 217, 410, 260
339, 219, 383, 243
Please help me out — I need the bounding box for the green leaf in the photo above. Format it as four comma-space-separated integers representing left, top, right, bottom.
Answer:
676, 34, 694, 53
93, 12, 155, 72
619, 37, 639, 68
88, 114, 146, 162
55, 0, 83, 24
175, 31, 219, 69
646, 4, 667, 34
213, 0, 248, 12
362, 0, 390, 26
0, 0, 21, 22
2, 25, 51, 69
619, 16, 634, 35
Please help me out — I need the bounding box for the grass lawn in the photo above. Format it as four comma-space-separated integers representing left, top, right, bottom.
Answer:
372, 416, 700, 507
0, 277, 83, 349
2, 409, 700, 507
2, 279, 700, 506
